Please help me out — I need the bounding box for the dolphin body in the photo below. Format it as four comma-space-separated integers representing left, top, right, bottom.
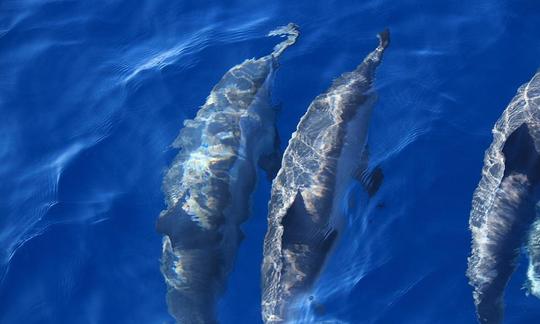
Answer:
156, 24, 299, 324
467, 71, 540, 324
261, 30, 389, 323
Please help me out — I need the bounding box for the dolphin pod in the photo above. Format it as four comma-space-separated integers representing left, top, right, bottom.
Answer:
156, 21, 539, 324
467, 71, 540, 324
261, 30, 389, 323
156, 23, 299, 324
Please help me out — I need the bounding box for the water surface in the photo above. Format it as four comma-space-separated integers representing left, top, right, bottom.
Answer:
1, 0, 540, 323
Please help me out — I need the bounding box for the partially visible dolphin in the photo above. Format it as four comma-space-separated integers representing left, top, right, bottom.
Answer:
156, 23, 299, 324
261, 30, 390, 323
467, 71, 540, 324
526, 216, 540, 298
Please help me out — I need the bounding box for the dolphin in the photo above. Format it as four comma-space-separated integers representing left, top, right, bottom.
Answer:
261, 29, 390, 323
467, 71, 540, 324
156, 23, 299, 324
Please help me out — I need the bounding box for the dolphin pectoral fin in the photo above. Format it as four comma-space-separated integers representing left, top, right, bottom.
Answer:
352, 145, 384, 197
259, 126, 282, 180
353, 165, 384, 197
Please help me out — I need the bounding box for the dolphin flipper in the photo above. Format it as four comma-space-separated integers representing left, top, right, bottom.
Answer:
353, 146, 384, 197
357, 166, 384, 197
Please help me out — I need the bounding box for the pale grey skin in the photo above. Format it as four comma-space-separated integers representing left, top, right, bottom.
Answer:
468, 71, 540, 324
261, 30, 389, 323
156, 24, 299, 324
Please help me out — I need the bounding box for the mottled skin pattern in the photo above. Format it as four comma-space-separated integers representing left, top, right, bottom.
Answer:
468, 72, 540, 324
261, 30, 389, 323
156, 24, 298, 324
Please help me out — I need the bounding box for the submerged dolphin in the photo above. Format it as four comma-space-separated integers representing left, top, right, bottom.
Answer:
156, 23, 299, 324
467, 71, 540, 324
261, 30, 390, 323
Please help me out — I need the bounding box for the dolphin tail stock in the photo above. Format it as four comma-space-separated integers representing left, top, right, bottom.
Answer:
267, 23, 300, 59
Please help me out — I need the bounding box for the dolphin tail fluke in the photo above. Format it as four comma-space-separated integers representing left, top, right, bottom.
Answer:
377, 28, 390, 50
268, 23, 300, 59
357, 28, 390, 74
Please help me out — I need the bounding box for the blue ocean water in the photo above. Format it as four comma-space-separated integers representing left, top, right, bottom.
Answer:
1, 0, 540, 323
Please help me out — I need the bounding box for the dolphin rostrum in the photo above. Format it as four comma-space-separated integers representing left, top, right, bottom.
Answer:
467, 71, 540, 324
261, 29, 390, 323
156, 23, 299, 324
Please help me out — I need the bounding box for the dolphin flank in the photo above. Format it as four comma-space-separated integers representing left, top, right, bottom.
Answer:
467, 71, 540, 324
261, 29, 390, 323
156, 23, 299, 324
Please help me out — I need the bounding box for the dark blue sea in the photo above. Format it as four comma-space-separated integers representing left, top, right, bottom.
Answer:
1, 1, 540, 323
